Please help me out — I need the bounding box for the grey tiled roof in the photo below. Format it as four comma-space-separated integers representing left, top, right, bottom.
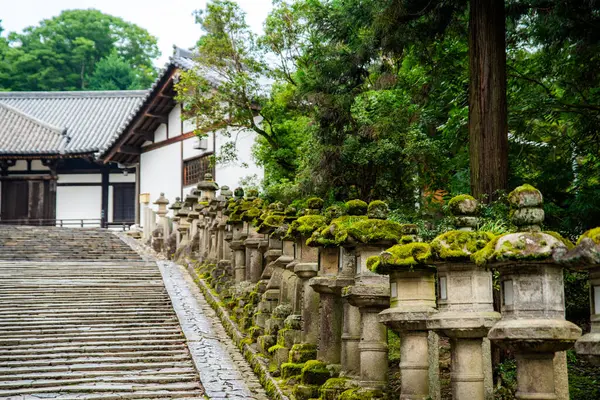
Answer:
0, 90, 147, 155
0, 102, 68, 155
98, 46, 199, 157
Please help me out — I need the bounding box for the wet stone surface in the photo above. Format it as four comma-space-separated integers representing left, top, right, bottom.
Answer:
158, 260, 269, 400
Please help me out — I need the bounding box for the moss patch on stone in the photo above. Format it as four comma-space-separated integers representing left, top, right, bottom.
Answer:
287, 215, 328, 239
448, 194, 477, 215
281, 362, 304, 379
307, 215, 368, 247
471, 231, 570, 265
288, 343, 317, 363
346, 219, 404, 244
430, 230, 495, 260
345, 199, 368, 216
301, 360, 331, 385
369, 242, 433, 274
577, 227, 600, 245
306, 197, 325, 210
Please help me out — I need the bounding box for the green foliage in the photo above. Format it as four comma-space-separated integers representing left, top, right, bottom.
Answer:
0, 9, 158, 90
88, 51, 144, 90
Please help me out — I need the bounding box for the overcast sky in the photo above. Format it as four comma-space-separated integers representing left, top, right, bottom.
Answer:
1, 0, 273, 67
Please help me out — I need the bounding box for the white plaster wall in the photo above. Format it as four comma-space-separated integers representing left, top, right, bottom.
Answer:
56, 186, 102, 226
58, 174, 101, 184
154, 123, 168, 143
10, 161, 28, 171
140, 142, 182, 225
169, 105, 182, 137
214, 127, 264, 190
183, 117, 196, 134
31, 160, 50, 170
182, 134, 213, 160
109, 173, 136, 183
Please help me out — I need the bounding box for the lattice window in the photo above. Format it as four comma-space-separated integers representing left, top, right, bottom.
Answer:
183, 154, 212, 186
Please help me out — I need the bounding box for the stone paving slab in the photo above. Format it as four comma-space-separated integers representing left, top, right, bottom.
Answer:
158, 261, 268, 400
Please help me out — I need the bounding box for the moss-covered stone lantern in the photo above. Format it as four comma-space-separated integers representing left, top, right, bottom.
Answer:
475, 185, 581, 400
370, 242, 438, 400
286, 202, 327, 347
557, 227, 600, 366
427, 195, 499, 400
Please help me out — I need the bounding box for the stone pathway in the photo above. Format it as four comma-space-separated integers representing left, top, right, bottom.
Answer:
0, 260, 204, 399
158, 261, 268, 400
0, 227, 269, 400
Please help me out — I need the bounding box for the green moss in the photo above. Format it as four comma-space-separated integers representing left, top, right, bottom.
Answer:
431, 230, 495, 260
338, 388, 383, 400
472, 231, 571, 265
448, 194, 477, 214
347, 219, 404, 244
307, 215, 368, 247
400, 235, 415, 244
241, 206, 262, 223
306, 197, 325, 210
367, 200, 389, 219
289, 343, 317, 363
301, 360, 330, 385
545, 231, 575, 249
577, 227, 600, 245
345, 199, 368, 216
508, 184, 542, 207
287, 215, 328, 238
258, 214, 285, 233
323, 204, 347, 221
281, 362, 304, 379
268, 344, 286, 355
369, 242, 433, 275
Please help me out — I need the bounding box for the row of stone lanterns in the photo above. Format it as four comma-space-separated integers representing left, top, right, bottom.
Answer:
148, 182, 598, 400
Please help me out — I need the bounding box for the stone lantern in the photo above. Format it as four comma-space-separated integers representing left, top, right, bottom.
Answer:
427, 195, 499, 400
169, 197, 182, 248
186, 190, 201, 243
340, 201, 406, 393
287, 202, 327, 347
557, 228, 600, 365
151, 193, 170, 253
371, 241, 438, 400
197, 173, 219, 202
478, 185, 581, 400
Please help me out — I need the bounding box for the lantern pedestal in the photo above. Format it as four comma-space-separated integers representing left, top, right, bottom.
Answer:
379, 266, 438, 400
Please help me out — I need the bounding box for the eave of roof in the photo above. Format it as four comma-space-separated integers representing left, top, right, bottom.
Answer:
0, 90, 147, 157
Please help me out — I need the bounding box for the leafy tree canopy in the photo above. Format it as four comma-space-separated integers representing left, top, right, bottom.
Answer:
0, 9, 159, 91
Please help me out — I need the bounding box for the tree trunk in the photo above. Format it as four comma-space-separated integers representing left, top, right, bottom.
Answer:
468, 0, 509, 202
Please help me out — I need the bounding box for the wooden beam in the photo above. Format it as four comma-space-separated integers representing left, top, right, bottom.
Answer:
117, 145, 141, 155
144, 113, 168, 124
133, 131, 154, 142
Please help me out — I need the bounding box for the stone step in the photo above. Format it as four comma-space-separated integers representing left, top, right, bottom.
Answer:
0, 382, 202, 397
0, 361, 195, 376
0, 322, 181, 332
0, 344, 188, 356
0, 327, 182, 337
0, 367, 198, 381
0, 339, 186, 351
0, 374, 199, 389
0, 354, 192, 368
0, 333, 184, 345
0, 350, 189, 362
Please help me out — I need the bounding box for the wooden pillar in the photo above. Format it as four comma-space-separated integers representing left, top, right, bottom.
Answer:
101, 167, 109, 228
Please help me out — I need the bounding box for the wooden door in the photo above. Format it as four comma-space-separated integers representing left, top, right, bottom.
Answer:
1, 179, 54, 224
